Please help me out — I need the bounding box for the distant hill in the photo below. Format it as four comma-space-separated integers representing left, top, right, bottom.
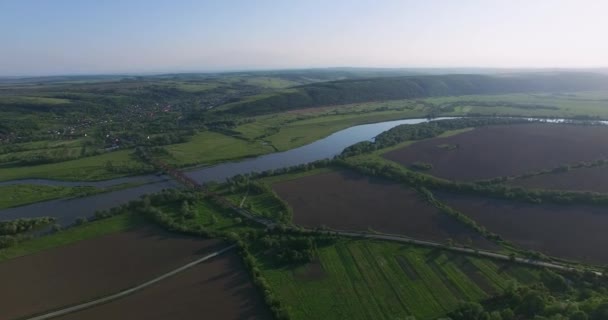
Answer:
219, 72, 608, 116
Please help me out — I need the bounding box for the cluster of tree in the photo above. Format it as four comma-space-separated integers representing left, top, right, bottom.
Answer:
450, 276, 608, 320
223, 178, 294, 223
258, 235, 325, 265
219, 73, 608, 116
478, 158, 608, 186
228, 159, 335, 183
418, 187, 503, 244
339, 158, 608, 207
239, 242, 291, 320
0, 217, 56, 249
410, 161, 433, 171
0, 217, 55, 236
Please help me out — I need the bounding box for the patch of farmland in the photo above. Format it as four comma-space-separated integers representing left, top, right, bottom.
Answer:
272, 170, 495, 249
55, 251, 271, 320
259, 240, 539, 320
383, 123, 608, 181
509, 165, 608, 193
437, 192, 608, 265
0, 225, 225, 320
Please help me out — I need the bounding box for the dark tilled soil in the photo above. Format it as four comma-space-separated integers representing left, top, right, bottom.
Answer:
438, 192, 608, 265
509, 166, 608, 193
273, 170, 496, 249
0, 225, 225, 320
383, 124, 608, 181
56, 251, 272, 320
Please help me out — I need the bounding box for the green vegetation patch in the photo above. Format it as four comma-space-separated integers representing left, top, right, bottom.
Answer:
0, 150, 146, 181
162, 131, 274, 167
0, 184, 97, 209
258, 239, 540, 320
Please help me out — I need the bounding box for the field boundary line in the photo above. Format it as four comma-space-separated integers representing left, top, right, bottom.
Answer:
22, 244, 237, 320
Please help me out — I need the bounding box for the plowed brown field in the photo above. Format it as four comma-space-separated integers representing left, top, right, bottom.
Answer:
55, 251, 271, 320
384, 124, 608, 181
438, 192, 608, 265
273, 170, 496, 249
0, 225, 225, 320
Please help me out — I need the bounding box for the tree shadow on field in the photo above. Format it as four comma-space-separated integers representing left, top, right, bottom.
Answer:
194, 257, 273, 319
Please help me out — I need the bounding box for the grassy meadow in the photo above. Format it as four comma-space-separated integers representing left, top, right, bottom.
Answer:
0, 150, 144, 181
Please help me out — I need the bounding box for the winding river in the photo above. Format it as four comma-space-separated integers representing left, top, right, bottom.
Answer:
1, 117, 452, 225
1, 116, 591, 225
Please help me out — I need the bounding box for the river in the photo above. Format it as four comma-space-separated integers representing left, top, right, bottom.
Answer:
0, 117, 453, 225
7, 116, 602, 225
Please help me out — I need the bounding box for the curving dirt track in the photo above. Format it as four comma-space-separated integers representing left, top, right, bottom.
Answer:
0, 225, 226, 320
54, 251, 271, 320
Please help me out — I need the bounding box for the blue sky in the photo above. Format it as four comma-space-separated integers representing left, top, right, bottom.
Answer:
1, 0, 607, 76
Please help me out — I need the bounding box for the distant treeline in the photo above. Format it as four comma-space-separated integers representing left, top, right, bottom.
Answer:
220, 73, 608, 116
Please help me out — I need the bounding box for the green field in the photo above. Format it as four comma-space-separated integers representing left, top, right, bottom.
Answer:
162, 131, 275, 167
0, 182, 141, 209
259, 240, 540, 320
427, 91, 608, 119
154, 194, 263, 235
234, 106, 428, 151
0, 184, 96, 209
0, 95, 71, 106
0, 150, 144, 181
0, 214, 144, 262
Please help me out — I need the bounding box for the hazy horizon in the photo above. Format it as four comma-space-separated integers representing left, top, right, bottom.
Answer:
2, 0, 608, 76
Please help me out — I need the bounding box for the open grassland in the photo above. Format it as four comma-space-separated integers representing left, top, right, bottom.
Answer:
0, 95, 71, 105
0, 182, 142, 209
384, 123, 608, 181
260, 240, 540, 320
264, 110, 427, 151
272, 170, 495, 249
233, 103, 427, 151
438, 192, 608, 265
0, 184, 98, 209
162, 131, 274, 167
172, 81, 219, 92
0, 149, 143, 181
427, 91, 608, 119
509, 165, 608, 193
55, 251, 271, 320
0, 222, 224, 320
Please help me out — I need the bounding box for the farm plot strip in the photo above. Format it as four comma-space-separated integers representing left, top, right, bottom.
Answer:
24, 244, 236, 320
